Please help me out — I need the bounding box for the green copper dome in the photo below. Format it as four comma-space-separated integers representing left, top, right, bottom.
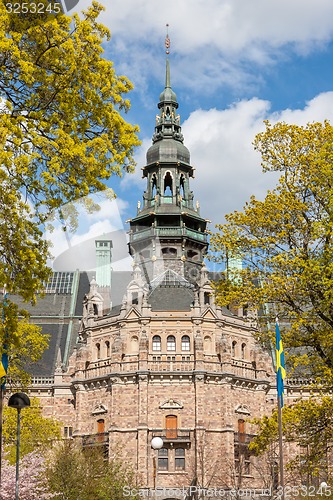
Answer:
146, 138, 190, 164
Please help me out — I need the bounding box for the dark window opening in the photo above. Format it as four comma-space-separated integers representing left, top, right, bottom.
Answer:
204, 292, 210, 304
158, 448, 168, 470
164, 172, 173, 196
162, 247, 177, 257
175, 447, 185, 470
151, 175, 157, 198
132, 292, 138, 305
180, 175, 186, 198
64, 426, 73, 438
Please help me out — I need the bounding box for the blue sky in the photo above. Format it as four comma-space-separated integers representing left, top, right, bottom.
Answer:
48, 0, 333, 272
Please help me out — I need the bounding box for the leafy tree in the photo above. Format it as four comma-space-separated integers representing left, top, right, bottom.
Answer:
3, 397, 61, 463
0, 0, 140, 314
249, 397, 333, 482
3, 320, 49, 387
45, 440, 139, 499
210, 120, 333, 382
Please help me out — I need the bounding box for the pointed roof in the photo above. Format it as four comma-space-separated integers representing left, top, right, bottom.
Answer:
159, 58, 178, 106
146, 42, 190, 165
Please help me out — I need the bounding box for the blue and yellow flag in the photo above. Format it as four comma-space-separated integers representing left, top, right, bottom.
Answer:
276, 321, 286, 407
0, 352, 8, 380
1, 291, 9, 387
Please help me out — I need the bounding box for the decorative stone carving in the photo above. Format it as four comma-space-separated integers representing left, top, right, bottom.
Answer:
159, 399, 184, 409
235, 404, 251, 415
92, 403, 108, 415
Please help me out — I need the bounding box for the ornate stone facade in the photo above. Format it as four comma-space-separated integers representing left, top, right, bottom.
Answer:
26, 54, 282, 497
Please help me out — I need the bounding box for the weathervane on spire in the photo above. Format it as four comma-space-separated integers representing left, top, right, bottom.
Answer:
165, 23, 170, 55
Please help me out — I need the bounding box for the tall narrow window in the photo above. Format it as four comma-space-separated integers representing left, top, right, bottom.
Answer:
167, 335, 176, 351
96, 343, 101, 360
232, 341, 237, 357
241, 343, 246, 359
175, 447, 185, 470
158, 448, 168, 470
151, 175, 157, 198
105, 341, 110, 358
166, 415, 177, 439
152, 335, 161, 351
164, 172, 173, 196
238, 419, 245, 443
181, 335, 190, 351
180, 175, 185, 198
97, 419, 105, 443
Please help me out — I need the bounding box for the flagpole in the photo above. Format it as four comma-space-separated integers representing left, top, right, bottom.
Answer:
277, 396, 285, 500
275, 319, 286, 500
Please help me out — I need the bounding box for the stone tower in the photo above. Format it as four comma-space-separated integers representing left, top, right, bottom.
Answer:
128, 56, 208, 286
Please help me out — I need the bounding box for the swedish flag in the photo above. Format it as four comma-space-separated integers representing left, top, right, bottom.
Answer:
276, 321, 286, 407
0, 352, 8, 380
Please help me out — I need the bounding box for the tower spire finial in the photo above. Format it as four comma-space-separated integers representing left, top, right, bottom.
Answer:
165, 23, 170, 55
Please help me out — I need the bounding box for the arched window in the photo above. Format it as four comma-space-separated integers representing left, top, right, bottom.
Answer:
96, 343, 101, 360
167, 335, 176, 351
164, 172, 173, 196
151, 174, 157, 198
231, 341, 237, 357
152, 335, 161, 351
180, 175, 186, 198
181, 335, 190, 351
241, 343, 246, 359
97, 419, 105, 434
97, 419, 105, 443
162, 247, 177, 257
105, 341, 110, 358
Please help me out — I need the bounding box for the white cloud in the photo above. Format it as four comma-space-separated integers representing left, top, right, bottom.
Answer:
44, 197, 129, 266
73, 0, 333, 100
123, 92, 333, 230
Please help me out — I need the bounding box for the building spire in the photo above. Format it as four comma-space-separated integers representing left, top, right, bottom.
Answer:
165, 24, 171, 89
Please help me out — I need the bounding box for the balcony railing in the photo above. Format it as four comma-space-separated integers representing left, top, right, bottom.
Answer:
130, 226, 208, 243
82, 432, 109, 447
152, 428, 191, 442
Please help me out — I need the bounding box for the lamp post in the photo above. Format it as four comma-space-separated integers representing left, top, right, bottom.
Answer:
8, 392, 30, 500
151, 436, 163, 498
